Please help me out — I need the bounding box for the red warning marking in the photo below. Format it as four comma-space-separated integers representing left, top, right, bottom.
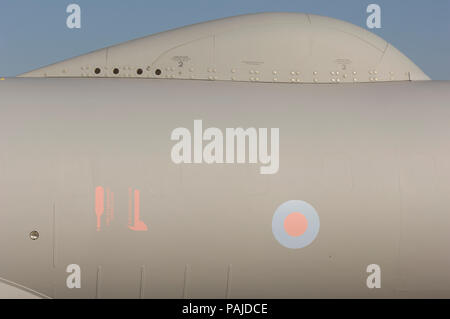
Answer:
95, 186, 104, 231
111, 191, 114, 221
106, 188, 111, 225
95, 186, 147, 231
128, 189, 148, 231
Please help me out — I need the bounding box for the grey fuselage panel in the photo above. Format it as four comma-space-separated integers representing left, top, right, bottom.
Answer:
0, 78, 449, 298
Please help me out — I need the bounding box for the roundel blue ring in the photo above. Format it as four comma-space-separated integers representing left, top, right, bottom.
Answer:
272, 200, 320, 249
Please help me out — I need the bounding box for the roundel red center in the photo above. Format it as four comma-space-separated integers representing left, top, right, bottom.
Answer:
283, 212, 308, 237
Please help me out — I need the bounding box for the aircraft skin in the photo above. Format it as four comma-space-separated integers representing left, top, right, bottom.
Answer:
0, 78, 450, 298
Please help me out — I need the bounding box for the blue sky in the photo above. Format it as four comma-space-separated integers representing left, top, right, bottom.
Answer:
0, 0, 449, 79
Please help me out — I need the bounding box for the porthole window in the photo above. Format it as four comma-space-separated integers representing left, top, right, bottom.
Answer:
155, 69, 162, 76
137, 68, 143, 75
113, 68, 119, 75
94, 67, 101, 74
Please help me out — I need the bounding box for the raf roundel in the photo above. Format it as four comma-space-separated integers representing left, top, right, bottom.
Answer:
272, 200, 320, 249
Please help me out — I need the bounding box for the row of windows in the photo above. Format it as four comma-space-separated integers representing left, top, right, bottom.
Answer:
93, 67, 162, 76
